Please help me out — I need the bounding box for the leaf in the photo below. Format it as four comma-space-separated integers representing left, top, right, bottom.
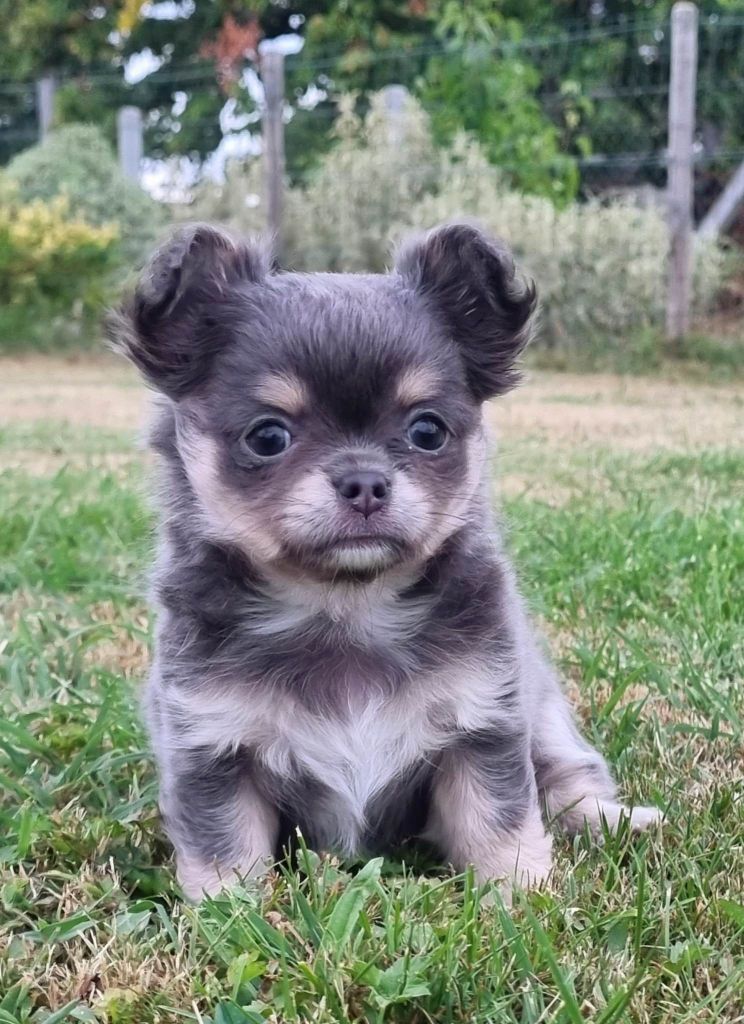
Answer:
12, 807, 36, 861
372, 955, 431, 1006
0, 984, 29, 1015
664, 940, 712, 975
228, 952, 266, 1001
214, 1004, 255, 1024
25, 912, 95, 945
291, 887, 322, 946
114, 906, 152, 936
37, 1000, 82, 1023
324, 858, 382, 951
717, 899, 744, 929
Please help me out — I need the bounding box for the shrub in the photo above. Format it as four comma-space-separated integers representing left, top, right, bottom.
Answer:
403, 137, 727, 347
183, 92, 729, 350
188, 91, 439, 273
6, 124, 166, 267
0, 179, 118, 350
284, 93, 438, 272
420, 46, 579, 204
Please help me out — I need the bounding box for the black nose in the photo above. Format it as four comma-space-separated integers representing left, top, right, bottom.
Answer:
335, 470, 390, 517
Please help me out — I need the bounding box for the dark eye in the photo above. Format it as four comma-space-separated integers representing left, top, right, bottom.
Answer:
242, 420, 292, 458
407, 414, 448, 452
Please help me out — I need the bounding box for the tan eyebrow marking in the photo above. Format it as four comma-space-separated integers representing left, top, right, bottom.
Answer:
253, 373, 309, 415
395, 365, 442, 406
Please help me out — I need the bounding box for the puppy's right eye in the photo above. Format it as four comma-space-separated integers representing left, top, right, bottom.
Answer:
242, 420, 292, 458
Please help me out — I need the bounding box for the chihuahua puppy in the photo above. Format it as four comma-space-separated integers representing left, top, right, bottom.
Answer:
109, 222, 660, 901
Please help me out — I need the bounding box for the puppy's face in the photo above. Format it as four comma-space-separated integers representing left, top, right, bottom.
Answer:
175, 283, 485, 579
110, 223, 535, 581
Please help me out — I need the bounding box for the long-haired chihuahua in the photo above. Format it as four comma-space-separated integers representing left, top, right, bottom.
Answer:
109, 222, 660, 901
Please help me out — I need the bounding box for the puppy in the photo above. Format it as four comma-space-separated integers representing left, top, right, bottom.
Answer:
109, 222, 660, 901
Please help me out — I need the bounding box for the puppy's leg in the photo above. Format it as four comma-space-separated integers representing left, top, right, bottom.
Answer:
529, 647, 661, 835
427, 731, 552, 892
159, 745, 279, 902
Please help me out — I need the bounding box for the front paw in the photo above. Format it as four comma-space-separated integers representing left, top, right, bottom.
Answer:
475, 811, 553, 890
176, 852, 272, 903
177, 854, 227, 902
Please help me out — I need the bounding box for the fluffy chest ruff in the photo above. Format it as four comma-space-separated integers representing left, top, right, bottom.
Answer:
166, 659, 516, 855
155, 555, 519, 855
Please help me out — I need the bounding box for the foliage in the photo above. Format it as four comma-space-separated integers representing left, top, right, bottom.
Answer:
403, 134, 727, 346
5, 124, 167, 267
188, 94, 729, 347
419, 44, 579, 203
286, 92, 438, 272
1, 366, 743, 1019
188, 90, 437, 273
0, 179, 118, 349
2, 0, 744, 208
0, 0, 123, 80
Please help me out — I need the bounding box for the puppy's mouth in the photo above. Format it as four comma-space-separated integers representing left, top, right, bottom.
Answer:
281, 533, 411, 580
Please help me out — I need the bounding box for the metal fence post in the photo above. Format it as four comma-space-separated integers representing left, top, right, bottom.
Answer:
117, 106, 144, 181
666, 2, 698, 341
261, 50, 285, 257
35, 74, 56, 140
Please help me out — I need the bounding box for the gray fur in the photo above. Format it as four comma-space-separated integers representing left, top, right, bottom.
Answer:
109, 222, 660, 900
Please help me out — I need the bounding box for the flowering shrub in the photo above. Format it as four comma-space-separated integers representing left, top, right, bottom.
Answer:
6, 124, 165, 267
0, 181, 119, 348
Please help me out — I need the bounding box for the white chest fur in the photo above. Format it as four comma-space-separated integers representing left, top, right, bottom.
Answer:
167, 661, 514, 851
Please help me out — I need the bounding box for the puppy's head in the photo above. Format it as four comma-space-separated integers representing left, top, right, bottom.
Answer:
109, 222, 535, 581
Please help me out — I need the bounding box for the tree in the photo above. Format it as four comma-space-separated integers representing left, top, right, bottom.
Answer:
2, 0, 744, 208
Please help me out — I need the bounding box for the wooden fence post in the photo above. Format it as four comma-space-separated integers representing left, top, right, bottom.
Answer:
666, 2, 698, 341
36, 74, 56, 140
117, 106, 144, 181
261, 51, 285, 257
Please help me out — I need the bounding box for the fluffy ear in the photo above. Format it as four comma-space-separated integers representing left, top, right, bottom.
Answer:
395, 222, 537, 399
106, 224, 270, 398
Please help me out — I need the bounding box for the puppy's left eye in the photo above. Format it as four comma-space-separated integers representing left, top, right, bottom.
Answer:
407, 414, 448, 452
242, 419, 292, 458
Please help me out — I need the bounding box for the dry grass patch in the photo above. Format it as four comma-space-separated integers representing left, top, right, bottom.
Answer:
490, 372, 744, 453
0, 354, 144, 430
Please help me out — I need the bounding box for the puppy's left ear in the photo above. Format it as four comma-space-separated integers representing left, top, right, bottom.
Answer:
395, 223, 537, 399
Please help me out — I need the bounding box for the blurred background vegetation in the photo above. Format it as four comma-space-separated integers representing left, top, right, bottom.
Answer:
0, 0, 743, 369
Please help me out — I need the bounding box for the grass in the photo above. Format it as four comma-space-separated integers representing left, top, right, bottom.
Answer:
1, 359, 743, 1023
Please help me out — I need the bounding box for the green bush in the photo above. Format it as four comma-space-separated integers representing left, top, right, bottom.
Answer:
187, 91, 439, 273
185, 92, 729, 351
420, 46, 579, 204
6, 124, 166, 267
402, 135, 728, 348
0, 179, 119, 350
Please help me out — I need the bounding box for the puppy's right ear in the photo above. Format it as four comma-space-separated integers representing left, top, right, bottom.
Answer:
106, 224, 270, 398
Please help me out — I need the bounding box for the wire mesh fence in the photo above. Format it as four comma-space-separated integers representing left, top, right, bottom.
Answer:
4, 13, 742, 190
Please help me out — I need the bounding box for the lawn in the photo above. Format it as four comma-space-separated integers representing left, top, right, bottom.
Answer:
1, 358, 743, 1023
